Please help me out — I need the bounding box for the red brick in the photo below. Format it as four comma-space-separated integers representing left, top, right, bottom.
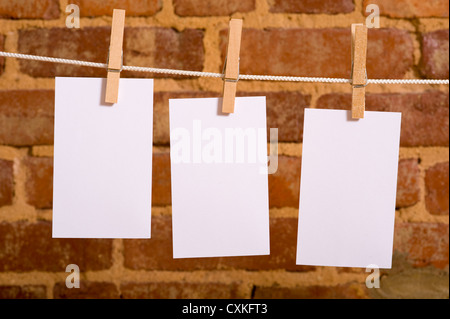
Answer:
0, 90, 54, 146
0, 159, 13, 207
123, 28, 204, 78
18, 27, 204, 78
425, 162, 449, 216
221, 28, 413, 79
253, 282, 368, 299
124, 216, 314, 272
238, 92, 311, 143
316, 91, 449, 147
154, 91, 309, 145
24, 157, 53, 209
363, 0, 449, 18
270, 0, 355, 14
0, 0, 59, 19
124, 216, 221, 271
394, 223, 449, 269
174, 0, 255, 16
121, 282, 246, 299
71, 0, 162, 17
18, 27, 109, 78
420, 30, 449, 80
54, 281, 119, 299
152, 152, 171, 206
0, 221, 113, 272
0, 285, 46, 299
269, 156, 301, 208
396, 159, 421, 209
0, 35, 4, 76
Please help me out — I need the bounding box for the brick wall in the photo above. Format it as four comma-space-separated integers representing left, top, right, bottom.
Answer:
0, 0, 448, 299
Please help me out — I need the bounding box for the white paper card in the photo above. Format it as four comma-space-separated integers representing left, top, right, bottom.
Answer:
169, 97, 270, 258
53, 77, 153, 238
296, 109, 402, 268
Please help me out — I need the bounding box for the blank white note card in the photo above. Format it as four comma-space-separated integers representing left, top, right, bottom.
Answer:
53, 77, 153, 238
169, 97, 270, 258
297, 109, 402, 269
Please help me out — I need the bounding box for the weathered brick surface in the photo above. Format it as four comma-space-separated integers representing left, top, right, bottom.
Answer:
394, 223, 449, 269
124, 216, 314, 272
221, 28, 413, 79
425, 162, 449, 216
24, 157, 53, 209
0, 35, 4, 76
0, 0, 59, 19
174, 0, 255, 16
0, 159, 13, 207
363, 0, 449, 18
18, 27, 109, 78
396, 159, 421, 209
0, 221, 113, 272
121, 282, 246, 299
420, 30, 450, 80
269, 156, 301, 208
152, 152, 171, 206
18, 27, 204, 78
316, 91, 450, 147
154, 91, 309, 145
270, 0, 355, 14
71, 0, 162, 17
123, 28, 204, 78
253, 282, 368, 299
237, 92, 311, 143
54, 281, 119, 299
0, 285, 46, 299
370, 252, 450, 299
0, 90, 54, 146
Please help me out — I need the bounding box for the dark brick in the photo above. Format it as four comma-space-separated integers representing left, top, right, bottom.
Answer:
253, 282, 368, 299
394, 222, 449, 269
269, 156, 301, 208
363, 0, 449, 18
124, 216, 314, 272
396, 159, 421, 208
316, 91, 449, 147
0, 0, 59, 19
425, 162, 449, 216
71, 0, 162, 17
174, 0, 255, 16
53, 281, 119, 299
121, 281, 246, 299
420, 30, 449, 79
18, 27, 204, 79
221, 28, 413, 79
0, 159, 13, 207
0, 285, 46, 299
0, 221, 113, 272
24, 157, 53, 209
0, 90, 54, 146
270, 0, 355, 14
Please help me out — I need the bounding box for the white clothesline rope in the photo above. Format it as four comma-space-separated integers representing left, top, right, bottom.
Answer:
0, 51, 449, 85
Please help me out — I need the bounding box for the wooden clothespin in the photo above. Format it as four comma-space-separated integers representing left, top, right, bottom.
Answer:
351, 23, 368, 119
105, 9, 126, 104
222, 19, 243, 114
